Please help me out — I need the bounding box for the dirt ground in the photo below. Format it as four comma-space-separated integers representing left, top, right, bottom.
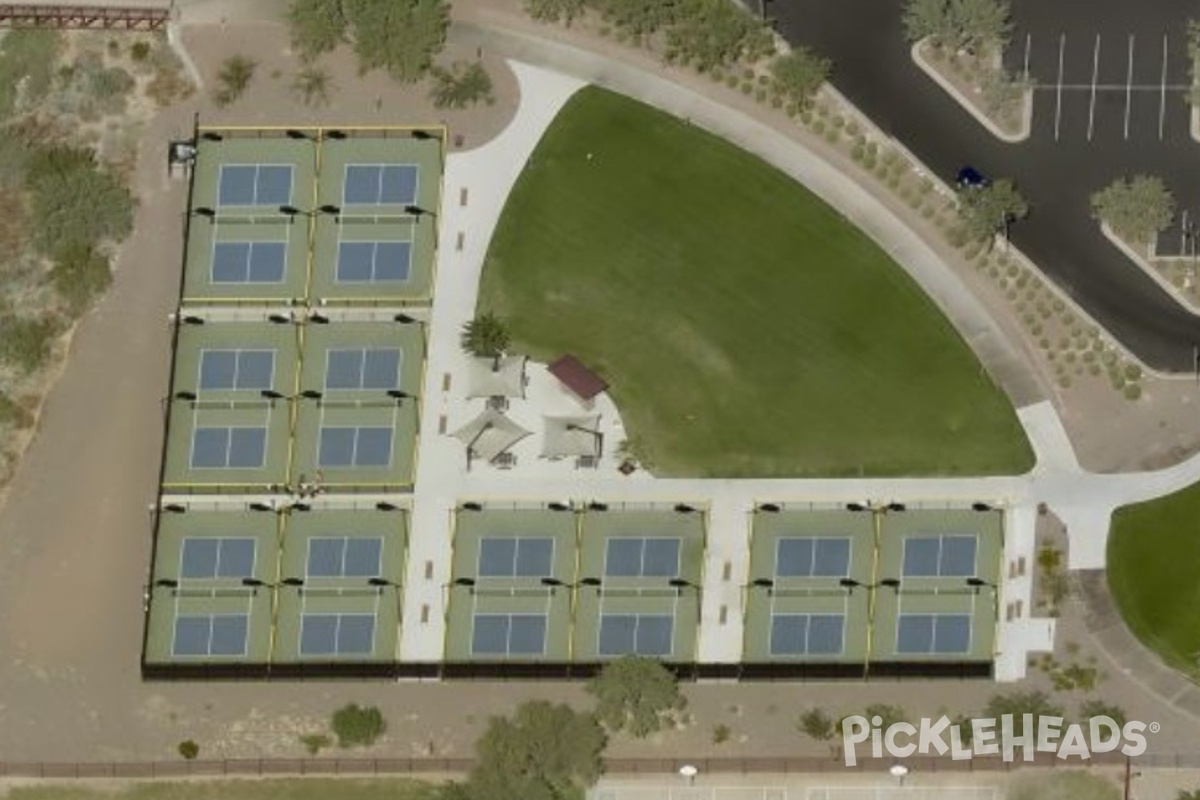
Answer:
180, 21, 518, 153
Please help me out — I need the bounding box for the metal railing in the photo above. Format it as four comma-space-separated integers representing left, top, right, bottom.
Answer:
5, 750, 1197, 780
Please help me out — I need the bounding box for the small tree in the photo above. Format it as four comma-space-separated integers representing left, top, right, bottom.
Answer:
331, 703, 387, 748
903, 0, 956, 46
177, 740, 200, 760
467, 701, 605, 800
587, 655, 682, 738
770, 48, 832, 110
293, 64, 334, 106
956, 178, 1028, 245
902, 0, 1010, 53
288, 0, 348, 60
1177, 791, 1200, 800
801, 705, 840, 758
299, 733, 333, 755
460, 311, 510, 369
984, 691, 1063, 738
524, 0, 585, 24
798, 707, 836, 742
344, 0, 450, 84
429, 61, 494, 109
947, 0, 1011, 53
864, 704, 907, 730
1090, 174, 1175, 246
214, 55, 256, 107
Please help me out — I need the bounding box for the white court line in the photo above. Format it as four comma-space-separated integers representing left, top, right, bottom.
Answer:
1054, 33, 1066, 141
1087, 34, 1100, 141
1160, 34, 1169, 140
1124, 34, 1135, 140
1023, 32, 1031, 82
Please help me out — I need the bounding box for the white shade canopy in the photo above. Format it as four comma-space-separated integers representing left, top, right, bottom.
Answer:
465, 355, 526, 399
452, 408, 531, 462
541, 415, 602, 458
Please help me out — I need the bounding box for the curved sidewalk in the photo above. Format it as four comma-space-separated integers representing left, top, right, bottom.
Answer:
451, 19, 1048, 410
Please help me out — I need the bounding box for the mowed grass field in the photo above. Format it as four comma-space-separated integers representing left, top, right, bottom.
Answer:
1108, 482, 1200, 677
479, 88, 1033, 477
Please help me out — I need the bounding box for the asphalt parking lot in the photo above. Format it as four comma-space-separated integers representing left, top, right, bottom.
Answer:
776, 0, 1200, 369
1017, 30, 1191, 144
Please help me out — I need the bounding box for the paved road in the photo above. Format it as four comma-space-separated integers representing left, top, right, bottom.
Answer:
774, 0, 1200, 372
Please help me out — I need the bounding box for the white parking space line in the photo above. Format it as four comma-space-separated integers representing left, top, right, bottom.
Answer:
1023, 32, 1031, 82
1160, 34, 1169, 140
1087, 34, 1100, 141
1124, 34, 1135, 140
1054, 33, 1066, 141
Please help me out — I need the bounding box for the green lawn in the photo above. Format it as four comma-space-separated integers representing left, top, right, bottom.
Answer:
1108, 481, 1200, 677
8, 779, 443, 800
479, 88, 1032, 478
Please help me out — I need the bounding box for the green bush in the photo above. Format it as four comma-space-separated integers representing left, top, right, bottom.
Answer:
0, 315, 57, 374
0, 392, 32, 429
130, 41, 152, 62
177, 740, 199, 760
331, 704, 386, 748
0, 30, 63, 118
292, 64, 334, 107
299, 733, 333, 755
50, 240, 112, 315
24, 145, 133, 256
213, 55, 256, 107
1124, 383, 1142, 400
712, 723, 732, 744
1123, 362, 1143, 381
88, 64, 134, 115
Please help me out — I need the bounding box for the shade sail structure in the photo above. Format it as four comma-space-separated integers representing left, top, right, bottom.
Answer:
465, 355, 527, 399
541, 415, 602, 458
452, 409, 531, 462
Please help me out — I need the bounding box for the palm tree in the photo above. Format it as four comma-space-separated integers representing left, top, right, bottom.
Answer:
460, 312, 510, 370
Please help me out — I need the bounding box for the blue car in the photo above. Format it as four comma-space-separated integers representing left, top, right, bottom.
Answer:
956, 166, 989, 188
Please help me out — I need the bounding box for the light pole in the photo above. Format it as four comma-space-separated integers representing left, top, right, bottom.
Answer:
368, 577, 403, 627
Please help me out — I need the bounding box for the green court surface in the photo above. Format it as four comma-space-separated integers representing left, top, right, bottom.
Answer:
144, 508, 407, 666
183, 129, 442, 305
273, 509, 407, 663
144, 510, 277, 664
444, 506, 704, 663
743, 509, 874, 662
873, 509, 1002, 662
478, 87, 1033, 478
743, 507, 1001, 665
445, 508, 577, 661
573, 509, 704, 662
1108, 481, 1200, 676
160, 320, 424, 492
